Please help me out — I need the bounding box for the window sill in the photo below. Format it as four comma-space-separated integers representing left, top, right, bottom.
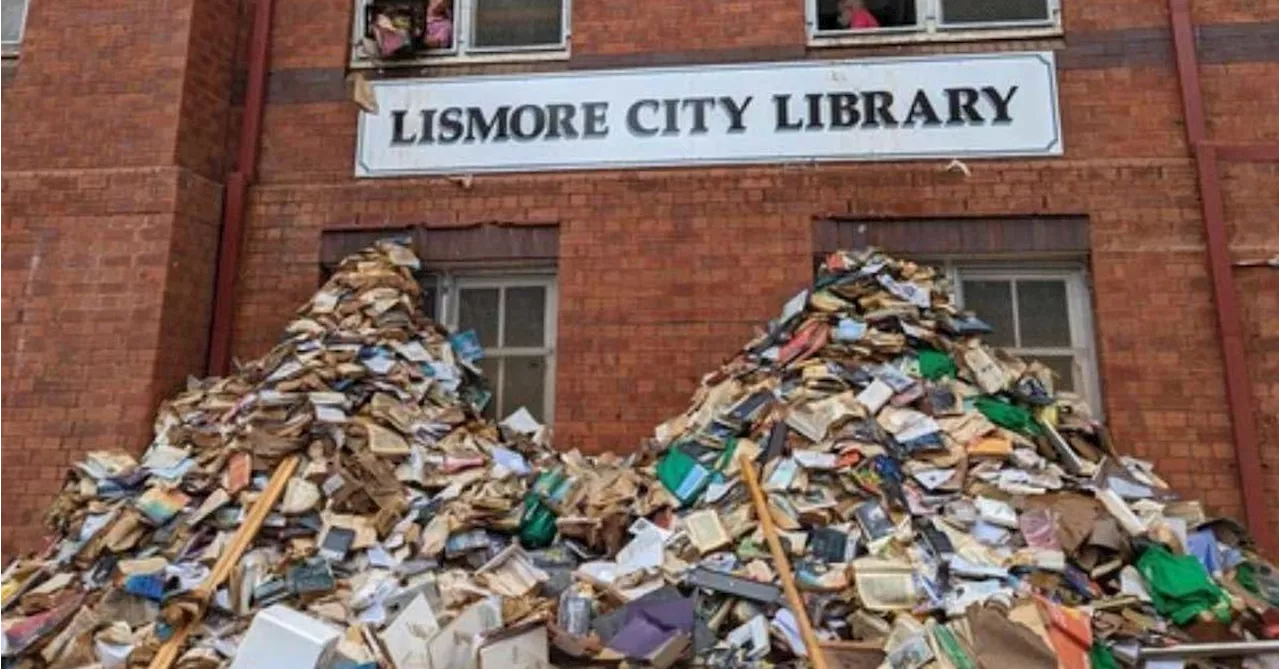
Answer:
808, 24, 1063, 49
349, 47, 570, 71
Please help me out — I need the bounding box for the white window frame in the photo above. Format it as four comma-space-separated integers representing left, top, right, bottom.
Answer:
806, 0, 1062, 47
2, 0, 30, 57
940, 260, 1102, 418
431, 271, 558, 423
350, 0, 571, 69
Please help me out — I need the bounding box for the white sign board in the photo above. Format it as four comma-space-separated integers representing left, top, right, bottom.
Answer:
356, 52, 1061, 177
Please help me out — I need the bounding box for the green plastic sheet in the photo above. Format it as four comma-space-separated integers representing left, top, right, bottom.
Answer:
974, 396, 1041, 435
918, 349, 957, 380
1136, 544, 1232, 625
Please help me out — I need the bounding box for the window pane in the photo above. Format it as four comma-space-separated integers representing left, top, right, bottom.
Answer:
939, 0, 1049, 24
815, 0, 844, 30
864, 0, 918, 27
472, 0, 562, 48
477, 357, 500, 420
418, 274, 439, 322
502, 356, 547, 423
1030, 355, 1075, 393
815, 0, 918, 31
476, 355, 500, 383
2, 0, 26, 43
458, 288, 500, 348
961, 280, 1015, 347
425, 0, 454, 49
1016, 280, 1071, 348
503, 286, 546, 348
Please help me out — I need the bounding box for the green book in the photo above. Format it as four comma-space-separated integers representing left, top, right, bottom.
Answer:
656, 445, 712, 507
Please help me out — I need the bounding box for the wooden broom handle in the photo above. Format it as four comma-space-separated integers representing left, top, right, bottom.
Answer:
148, 454, 301, 669
738, 452, 830, 669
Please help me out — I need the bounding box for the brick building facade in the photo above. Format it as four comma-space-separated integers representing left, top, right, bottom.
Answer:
1, 0, 1276, 557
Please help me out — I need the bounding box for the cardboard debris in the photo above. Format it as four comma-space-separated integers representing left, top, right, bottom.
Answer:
4, 243, 1277, 668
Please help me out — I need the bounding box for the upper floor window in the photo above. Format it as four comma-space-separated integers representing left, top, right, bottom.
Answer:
809, 0, 1060, 44
352, 0, 569, 67
2, 0, 28, 56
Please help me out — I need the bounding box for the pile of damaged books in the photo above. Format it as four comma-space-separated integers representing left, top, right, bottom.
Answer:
2, 242, 1276, 669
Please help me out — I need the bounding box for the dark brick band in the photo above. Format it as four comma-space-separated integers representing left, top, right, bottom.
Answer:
812, 215, 1091, 256
321, 223, 560, 267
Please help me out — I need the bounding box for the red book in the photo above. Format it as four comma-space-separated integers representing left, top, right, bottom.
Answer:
225, 451, 252, 495
1035, 595, 1092, 669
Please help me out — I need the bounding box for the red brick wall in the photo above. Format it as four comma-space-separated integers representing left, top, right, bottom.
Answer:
1, 168, 218, 553
573, 0, 802, 56
1191, 0, 1279, 24
2, 1, 187, 171
1203, 63, 1280, 146
0, 0, 238, 556
269, 0, 352, 70
175, 0, 245, 181
1069, 0, 1169, 30
1222, 161, 1280, 540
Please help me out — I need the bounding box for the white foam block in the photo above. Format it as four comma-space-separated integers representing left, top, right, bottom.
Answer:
229, 604, 341, 669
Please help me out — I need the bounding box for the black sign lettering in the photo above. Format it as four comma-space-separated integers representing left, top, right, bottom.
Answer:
903, 90, 941, 127
546, 103, 579, 139
862, 91, 897, 128
661, 99, 680, 136
582, 101, 609, 138
627, 99, 660, 137
382, 83, 1022, 148
510, 105, 547, 141
391, 110, 417, 145
945, 88, 983, 125
720, 96, 752, 133
417, 109, 435, 144
774, 94, 803, 131
982, 86, 1017, 124
805, 93, 824, 131
465, 106, 510, 143
438, 107, 464, 143
829, 93, 861, 129
681, 97, 716, 135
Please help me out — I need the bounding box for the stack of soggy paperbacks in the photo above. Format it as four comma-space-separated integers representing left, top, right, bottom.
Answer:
1, 241, 1275, 669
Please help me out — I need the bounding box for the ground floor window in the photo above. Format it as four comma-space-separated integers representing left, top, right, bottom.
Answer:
319, 225, 560, 425
946, 262, 1102, 415
423, 271, 558, 424
811, 216, 1099, 414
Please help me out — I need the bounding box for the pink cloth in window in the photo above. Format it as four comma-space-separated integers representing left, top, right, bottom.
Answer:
848, 8, 880, 28
374, 23, 409, 56
427, 16, 453, 47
